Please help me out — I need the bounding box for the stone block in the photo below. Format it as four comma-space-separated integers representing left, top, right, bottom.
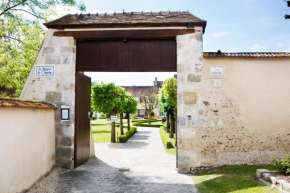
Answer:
184, 92, 197, 105
192, 117, 207, 127
61, 46, 74, 54
62, 54, 74, 64
188, 74, 202, 82
43, 47, 55, 54
178, 117, 186, 126
56, 124, 74, 136
56, 147, 74, 159
177, 162, 190, 174
195, 33, 203, 42
57, 159, 73, 169
178, 129, 196, 139
256, 169, 270, 178
198, 107, 204, 115
45, 91, 62, 102
60, 137, 73, 146
45, 55, 60, 64
282, 182, 290, 192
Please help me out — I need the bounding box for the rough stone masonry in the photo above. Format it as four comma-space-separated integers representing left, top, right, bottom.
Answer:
176, 28, 205, 173
21, 29, 76, 169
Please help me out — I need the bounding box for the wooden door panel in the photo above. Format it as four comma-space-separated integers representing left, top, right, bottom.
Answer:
75, 72, 91, 167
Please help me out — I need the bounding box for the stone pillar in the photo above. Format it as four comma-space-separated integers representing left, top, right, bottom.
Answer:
20, 29, 76, 169
176, 28, 204, 173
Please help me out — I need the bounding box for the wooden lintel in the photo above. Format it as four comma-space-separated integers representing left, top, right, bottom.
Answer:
53, 29, 195, 39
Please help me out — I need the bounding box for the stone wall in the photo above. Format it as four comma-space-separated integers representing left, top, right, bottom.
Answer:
20, 29, 77, 169
177, 50, 290, 173
176, 27, 204, 173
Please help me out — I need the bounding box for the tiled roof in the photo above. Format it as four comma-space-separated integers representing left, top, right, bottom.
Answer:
0, 98, 58, 109
203, 52, 290, 58
122, 86, 156, 97
44, 11, 207, 29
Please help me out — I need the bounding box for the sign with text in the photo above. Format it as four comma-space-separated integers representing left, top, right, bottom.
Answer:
61, 105, 69, 121
209, 66, 226, 78
111, 116, 118, 122
35, 65, 55, 77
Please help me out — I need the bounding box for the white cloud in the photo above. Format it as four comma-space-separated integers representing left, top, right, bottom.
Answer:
211, 31, 232, 38
250, 44, 266, 51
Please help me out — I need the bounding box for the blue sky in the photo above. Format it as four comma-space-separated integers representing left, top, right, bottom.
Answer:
68, 0, 290, 85
79, 0, 290, 52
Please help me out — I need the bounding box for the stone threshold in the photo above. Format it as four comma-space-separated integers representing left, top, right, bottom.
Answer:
256, 169, 290, 193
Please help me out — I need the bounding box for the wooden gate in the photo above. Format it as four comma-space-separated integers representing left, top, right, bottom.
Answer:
75, 72, 91, 167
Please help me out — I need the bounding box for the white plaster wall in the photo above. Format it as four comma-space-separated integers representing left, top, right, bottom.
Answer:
0, 108, 55, 193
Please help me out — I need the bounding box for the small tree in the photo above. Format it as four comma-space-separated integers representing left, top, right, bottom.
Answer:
123, 93, 138, 130
140, 93, 158, 124
159, 78, 177, 138
92, 82, 126, 143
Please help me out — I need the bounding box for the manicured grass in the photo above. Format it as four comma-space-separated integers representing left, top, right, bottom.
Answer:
91, 119, 129, 143
159, 126, 176, 156
193, 165, 279, 193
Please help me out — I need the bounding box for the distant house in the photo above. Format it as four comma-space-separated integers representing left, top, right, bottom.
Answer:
122, 77, 165, 118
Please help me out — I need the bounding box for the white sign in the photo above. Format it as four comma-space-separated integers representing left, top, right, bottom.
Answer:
213, 79, 222, 88
111, 116, 118, 122
35, 65, 55, 77
61, 105, 69, 121
209, 66, 226, 77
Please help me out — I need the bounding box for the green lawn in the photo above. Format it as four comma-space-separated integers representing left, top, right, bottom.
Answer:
193, 165, 279, 193
91, 119, 129, 143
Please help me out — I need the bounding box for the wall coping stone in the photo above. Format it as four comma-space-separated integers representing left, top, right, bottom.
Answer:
0, 98, 58, 109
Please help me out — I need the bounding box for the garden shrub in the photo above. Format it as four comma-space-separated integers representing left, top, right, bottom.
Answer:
91, 116, 97, 120
119, 126, 137, 143
132, 122, 164, 127
159, 126, 175, 149
131, 118, 159, 123
162, 117, 166, 123
166, 141, 175, 148
273, 155, 290, 174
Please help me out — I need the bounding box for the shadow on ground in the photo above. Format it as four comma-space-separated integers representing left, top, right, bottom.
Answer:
57, 157, 200, 193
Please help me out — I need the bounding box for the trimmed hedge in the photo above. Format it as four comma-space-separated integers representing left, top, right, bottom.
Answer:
159, 126, 175, 149
132, 122, 164, 127
131, 118, 159, 123
118, 126, 137, 143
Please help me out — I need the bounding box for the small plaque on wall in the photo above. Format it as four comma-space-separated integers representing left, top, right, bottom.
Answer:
35, 65, 55, 77
209, 65, 226, 78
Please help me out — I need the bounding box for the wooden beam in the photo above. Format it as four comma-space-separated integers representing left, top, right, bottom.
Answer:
53, 29, 195, 39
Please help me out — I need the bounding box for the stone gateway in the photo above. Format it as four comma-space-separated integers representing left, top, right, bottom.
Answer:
20, 11, 290, 173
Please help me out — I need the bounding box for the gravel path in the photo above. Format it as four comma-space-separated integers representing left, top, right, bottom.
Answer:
28, 127, 199, 193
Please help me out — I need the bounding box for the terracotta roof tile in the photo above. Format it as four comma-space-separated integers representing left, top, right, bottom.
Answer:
0, 98, 58, 109
44, 11, 207, 29
203, 52, 290, 58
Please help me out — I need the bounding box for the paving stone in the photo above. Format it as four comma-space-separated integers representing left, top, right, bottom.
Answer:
29, 127, 200, 193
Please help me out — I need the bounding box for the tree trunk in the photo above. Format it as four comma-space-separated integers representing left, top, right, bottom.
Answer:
148, 109, 151, 124
126, 112, 130, 131
166, 113, 170, 133
111, 112, 116, 143
120, 113, 124, 135
170, 112, 174, 138
173, 115, 176, 134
